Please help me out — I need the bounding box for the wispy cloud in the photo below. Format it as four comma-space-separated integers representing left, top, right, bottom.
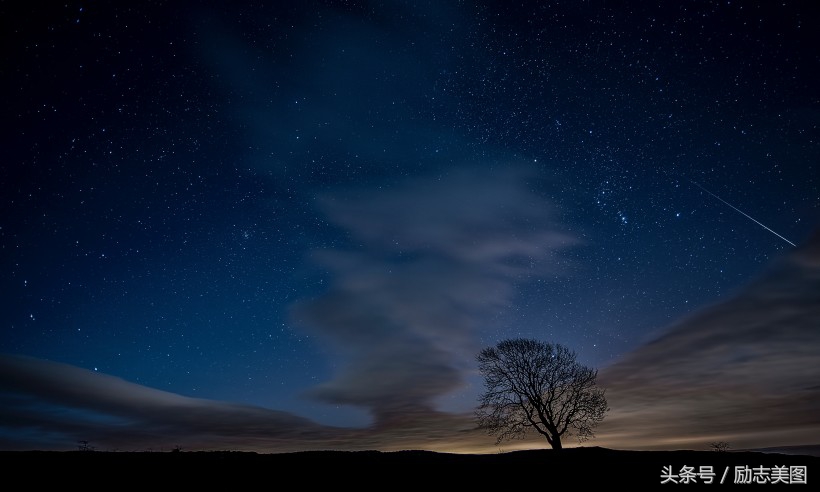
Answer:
596, 230, 820, 450
292, 167, 575, 422
0, 354, 330, 451
196, 2, 464, 177
0, 352, 498, 453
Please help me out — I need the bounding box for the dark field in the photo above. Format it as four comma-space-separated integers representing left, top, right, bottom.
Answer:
5, 447, 816, 488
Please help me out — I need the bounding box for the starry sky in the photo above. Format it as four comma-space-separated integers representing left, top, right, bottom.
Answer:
1, 1, 818, 452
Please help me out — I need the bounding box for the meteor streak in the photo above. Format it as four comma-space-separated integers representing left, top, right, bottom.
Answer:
689, 180, 796, 247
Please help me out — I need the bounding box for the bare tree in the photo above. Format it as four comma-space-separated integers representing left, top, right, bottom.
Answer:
709, 441, 730, 452
77, 440, 94, 452
476, 338, 608, 450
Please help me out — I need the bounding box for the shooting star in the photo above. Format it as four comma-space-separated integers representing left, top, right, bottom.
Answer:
689, 180, 795, 247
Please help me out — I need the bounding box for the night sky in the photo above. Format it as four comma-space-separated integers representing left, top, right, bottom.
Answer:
2, 1, 818, 452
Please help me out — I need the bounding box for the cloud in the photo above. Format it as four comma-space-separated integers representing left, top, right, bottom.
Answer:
292, 167, 575, 422
595, 228, 820, 450
0, 352, 503, 453
195, 2, 464, 177
0, 354, 331, 451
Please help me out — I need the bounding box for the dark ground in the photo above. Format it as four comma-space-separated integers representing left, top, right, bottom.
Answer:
3, 447, 816, 488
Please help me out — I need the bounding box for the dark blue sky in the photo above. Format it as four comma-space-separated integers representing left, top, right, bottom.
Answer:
2, 0, 817, 440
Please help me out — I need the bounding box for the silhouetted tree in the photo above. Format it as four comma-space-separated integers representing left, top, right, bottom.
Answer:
476, 338, 608, 450
709, 441, 730, 452
77, 440, 94, 452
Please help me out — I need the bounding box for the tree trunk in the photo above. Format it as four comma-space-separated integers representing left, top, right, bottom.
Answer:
550, 434, 563, 450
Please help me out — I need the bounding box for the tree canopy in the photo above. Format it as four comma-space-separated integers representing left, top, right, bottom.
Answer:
476, 338, 608, 450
